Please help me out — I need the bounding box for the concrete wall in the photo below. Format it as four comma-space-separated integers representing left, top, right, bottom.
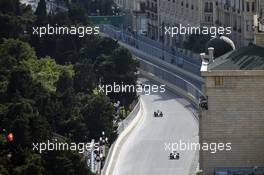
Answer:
200, 75, 264, 175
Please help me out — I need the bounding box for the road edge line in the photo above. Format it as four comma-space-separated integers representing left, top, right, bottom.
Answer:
104, 98, 145, 175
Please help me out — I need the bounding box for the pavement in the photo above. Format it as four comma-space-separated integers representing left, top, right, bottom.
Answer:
112, 78, 199, 175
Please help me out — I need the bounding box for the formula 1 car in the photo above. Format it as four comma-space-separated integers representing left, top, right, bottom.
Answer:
154, 110, 163, 117
169, 151, 180, 160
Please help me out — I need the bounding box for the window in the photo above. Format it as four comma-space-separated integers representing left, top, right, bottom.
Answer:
205, 2, 209, 10
215, 77, 224, 86
246, 20, 250, 31
252, 2, 255, 12
246, 2, 250, 12
209, 2, 213, 12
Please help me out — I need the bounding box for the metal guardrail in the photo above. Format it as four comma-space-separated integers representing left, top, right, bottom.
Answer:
117, 101, 140, 134
101, 100, 140, 175
100, 24, 205, 106
100, 26, 203, 174
100, 25, 201, 76
138, 58, 204, 106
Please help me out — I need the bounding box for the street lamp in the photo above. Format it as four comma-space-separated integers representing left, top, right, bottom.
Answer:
96, 9, 100, 16
94, 131, 108, 174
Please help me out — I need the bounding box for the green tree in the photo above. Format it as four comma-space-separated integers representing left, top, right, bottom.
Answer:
22, 56, 73, 92
35, 0, 47, 24
68, 4, 88, 24
56, 70, 73, 93
82, 94, 116, 142
0, 38, 37, 71
97, 47, 138, 110
183, 34, 211, 53
13, 153, 44, 175
73, 60, 96, 93
30, 114, 51, 143
0, 164, 9, 175
14, 0, 20, 15
43, 151, 91, 175
6, 68, 34, 100
7, 102, 33, 147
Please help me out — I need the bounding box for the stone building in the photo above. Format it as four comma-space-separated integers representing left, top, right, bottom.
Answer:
146, 0, 159, 40
201, 0, 215, 26
114, 0, 147, 34
158, 0, 203, 46
148, 0, 263, 49
213, 0, 262, 48
20, 0, 67, 13
156, 0, 218, 46
199, 14, 264, 175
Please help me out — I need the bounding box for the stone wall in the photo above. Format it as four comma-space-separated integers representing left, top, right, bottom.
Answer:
200, 75, 264, 175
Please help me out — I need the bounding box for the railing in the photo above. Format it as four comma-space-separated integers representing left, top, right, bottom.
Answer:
100, 24, 201, 76
100, 24, 205, 105
101, 100, 141, 175
138, 58, 204, 106
117, 101, 140, 134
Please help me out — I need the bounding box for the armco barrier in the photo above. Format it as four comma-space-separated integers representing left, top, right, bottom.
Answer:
101, 99, 144, 175
117, 100, 140, 135
100, 24, 201, 76
137, 56, 204, 107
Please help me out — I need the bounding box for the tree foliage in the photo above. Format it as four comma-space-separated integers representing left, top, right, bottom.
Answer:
0, 0, 138, 174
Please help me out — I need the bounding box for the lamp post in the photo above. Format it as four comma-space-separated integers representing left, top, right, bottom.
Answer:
96, 9, 100, 16
95, 131, 108, 175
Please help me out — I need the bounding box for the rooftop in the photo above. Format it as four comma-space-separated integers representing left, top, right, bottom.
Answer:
208, 44, 264, 71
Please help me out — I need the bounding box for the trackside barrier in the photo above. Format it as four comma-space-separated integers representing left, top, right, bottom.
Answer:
137, 57, 204, 107
101, 100, 144, 175
100, 24, 201, 76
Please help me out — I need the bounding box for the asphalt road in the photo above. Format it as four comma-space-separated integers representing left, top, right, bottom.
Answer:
112, 78, 199, 175
100, 25, 204, 90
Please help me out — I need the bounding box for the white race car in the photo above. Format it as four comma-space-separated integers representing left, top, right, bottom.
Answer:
169, 151, 180, 160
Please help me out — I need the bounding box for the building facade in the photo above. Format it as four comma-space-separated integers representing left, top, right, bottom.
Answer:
20, 0, 67, 13
115, 0, 147, 34
158, 0, 203, 46
115, 0, 134, 10
132, 0, 147, 35
146, 0, 159, 40
199, 13, 264, 175
201, 0, 215, 26
145, 0, 263, 49
213, 0, 259, 48
157, 0, 218, 47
